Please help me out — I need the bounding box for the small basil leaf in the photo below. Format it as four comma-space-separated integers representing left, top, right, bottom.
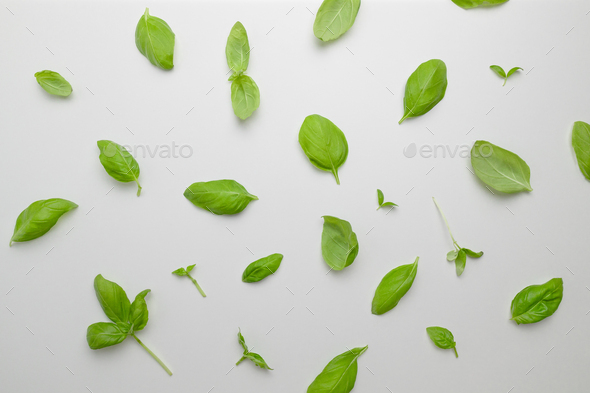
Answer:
506, 66, 523, 77
186, 264, 196, 273
86, 322, 128, 349
371, 257, 419, 315
399, 59, 448, 124
184, 179, 258, 215
511, 278, 563, 324
471, 140, 532, 193
455, 249, 467, 277
463, 248, 483, 258
226, 22, 250, 74
171, 267, 187, 276
34, 70, 72, 96
451, 0, 509, 9
231, 74, 260, 120
321, 216, 359, 271
243, 352, 273, 370
313, 0, 361, 42
238, 328, 248, 352
572, 121, 590, 180
93, 275, 131, 324
135, 8, 175, 70
242, 253, 283, 283
380, 202, 398, 207
307, 346, 368, 393
10, 198, 78, 246
129, 289, 150, 331
377, 189, 384, 206
97, 140, 142, 196
426, 326, 458, 357
489, 65, 506, 78
172, 265, 206, 297
299, 114, 349, 184
446, 250, 458, 262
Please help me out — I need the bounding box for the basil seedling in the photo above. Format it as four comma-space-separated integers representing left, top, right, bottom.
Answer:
376, 189, 397, 210
236, 329, 273, 370
34, 70, 72, 96
313, 0, 361, 42
511, 278, 563, 324
307, 346, 368, 393
451, 0, 509, 9
571, 121, 590, 180
426, 326, 458, 358
490, 65, 522, 86
184, 179, 258, 215
399, 59, 448, 124
97, 140, 142, 196
242, 253, 283, 283
135, 8, 175, 70
172, 265, 206, 297
372, 257, 418, 315
321, 216, 359, 271
87, 275, 172, 375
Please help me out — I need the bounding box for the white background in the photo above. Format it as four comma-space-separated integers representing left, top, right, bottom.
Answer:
1, 0, 590, 392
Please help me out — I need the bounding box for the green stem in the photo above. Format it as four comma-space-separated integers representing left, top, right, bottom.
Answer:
132, 334, 172, 376
453, 347, 458, 358
503, 78, 507, 87
399, 113, 409, 124
236, 356, 246, 365
135, 180, 142, 196
332, 169, 340, 185
432, 197, 460, 248
187, 273, 206, 297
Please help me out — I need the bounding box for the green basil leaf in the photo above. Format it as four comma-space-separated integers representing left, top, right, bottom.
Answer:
93, 275, 131, 324
231, 74, 260, 120
511, 278, 563, 325
10, 198, 78, 246
86, 322, 128, 349
371, 257, 419, 315
463, 248, 483, 258
506, 67, 523, 77
129, 289, 150, 331
307, 346, 368, 393
471, 140, 532, 193
426, 326, 458, 357
399, 59, 448, 124
572, 121, 590, 180
34, 70, 72, 97
135, 8, 175, 70
242, 352, 273, 370
171, 267, 187, 276
299, 114, 349, 184
183, 179, 258, 215
238, 328, 248, 352
186, 264, 196, 273
97, 140, 142, 196
455, 249, 467, 277
446, 250, 458, 262
321, 216, 359, 271
489, 65, 506, 78
226, 21, 250, 74
380, 202, 397, 207
377, 189, 384, 206
242, 253, 283, 283
451, 0, 509, 9
313, 0, 361, 42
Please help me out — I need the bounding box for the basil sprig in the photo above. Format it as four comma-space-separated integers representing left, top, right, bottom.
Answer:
97, 140, 142, 196
236, 329, 273, 370
135, 8, 175, 70
172, 265, 206, 297
399, 59, 448, 124
510, 278, 563, 324
321, 216, 359, 271
426, 326, 458, 358
371, 257, 418, 315
307, 346, 368, 393
242, 253, 283, 283
34, 70, 72, 96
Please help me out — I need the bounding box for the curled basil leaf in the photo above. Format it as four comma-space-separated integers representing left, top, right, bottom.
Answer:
34, 70, 72, 96
230, 74, 260, 120
511, 278, 563, 325
97, 140, 142, 196
399, 59, 448, 124
371, 257, 418, 315
226, 21, 250, 74
313, 0, 361, 42
135, 8, 175, 70
471, 140, 532, 193
572, 121, 590, 180
10, 198, 78, 246
426, 326, 458, 358
299, 114, 349, 184
321, 216, 359, 271
235, 329, 273, 370
242, 253, 283, 283
451, 0, 509, 10
184, 179, 258, 215
307, 346, 368, 393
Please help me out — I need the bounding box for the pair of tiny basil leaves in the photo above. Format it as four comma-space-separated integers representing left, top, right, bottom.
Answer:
236, 329, 272, 370
172, 265, 207, 297
376, 189, 397, 210
307, 345, 368, 393
490, 65, 523, 86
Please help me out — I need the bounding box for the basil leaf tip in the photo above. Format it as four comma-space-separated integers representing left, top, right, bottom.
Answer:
242, 253, 283, 283
510, 278, 563, 324
307, 345, 368, 393
97, 140, 142, 196
399, 59, 447, 124
135, 8, 175, 70
313, 0, 361, 42
34, 70, 72, 96
371, 257, 418, 315
321, 216, 359, 271
426, 326, 458, 358
235, 329, 273, 370
172, 265, 206, 297
184, 179, 258, 215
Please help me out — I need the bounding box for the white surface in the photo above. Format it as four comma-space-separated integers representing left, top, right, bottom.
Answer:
1, 0, 590, 392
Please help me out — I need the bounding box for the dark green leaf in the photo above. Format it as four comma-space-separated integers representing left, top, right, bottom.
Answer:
313, 0, 361, 42
230, 74, 260, 120
399, 59, 448, 124
226, 22, 250, 74
93, 274, 131, 324
307, 346, 368, 393
135, 8, 175, 70
371, 257, 418, 315
511, 278, 563, 324
129, 289, 150, 331
426, 326, 458, 357
34, 70, 72, 96
451, 0, 509, 9
87, 322, 128, 349
242, 253, 283, 283
97, 140, 142, 196
184, 179, 258, 215
455, 249, 466, 276
572, 121, 590, 180
321, 216, 359, 271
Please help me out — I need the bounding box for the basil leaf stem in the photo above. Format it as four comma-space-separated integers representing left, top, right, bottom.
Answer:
132, 333, 173, 376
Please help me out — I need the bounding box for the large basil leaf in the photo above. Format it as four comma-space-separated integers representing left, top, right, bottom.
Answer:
135, 8, 175, 70
86, 322, 129, 349
94, 275, 131, 324
371, 257, 418, 315
34, 70, 72, 97
511, 278, 563, 325
313, 0, 361, 42
226, 22, 250, 74
572, 121, 590, 180
230, 74, 260, 120
299, 114, 349, 184
399, 59, 447, 124
451, 0, 509, 10
242, 253, 283, 283
470, 140, 532, 193
184, 179, 258, 215
307, 346, 368, 393
129, 289, 150, 331
426, 326, 458, 357
10, 198, 78, 246
321, 216, 359, 271
97, 140, 142, 196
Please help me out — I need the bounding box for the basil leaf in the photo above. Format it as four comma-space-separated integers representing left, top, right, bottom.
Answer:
426, 326, 458, 358
97, 140, 142, 196
572, 121, 590, 180
34, 70, 72, 97
307, 346, 368, 393
463, 248, 483, 258
10, 198, 78, 246
238, 329, 248, 352
299, 114, 349, 184
171, 267, 187, 276
129, 289, 150, 331
372, 257, 418, 315
446, 250, 458, 262
93, 274, 131, 324
399, 59, 448, 124
186, 264, 196, 273
235, 329, 273, 370
313, 0, 361, 42
226, 22, 250, 74
230, 74, 260, 120
451, 0, 509, 9
135, 8, 175, 70
184, 179, 258, 215
172, 264, 206, 297
242, 253, 283, 283
471, 140, 532, 193
87, 322, 128, 349
489, 65, 506, 78
455, 249, 467, 277
507, 67, 523, 77
511, 278, 563, 325
321, 216, 359, 271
